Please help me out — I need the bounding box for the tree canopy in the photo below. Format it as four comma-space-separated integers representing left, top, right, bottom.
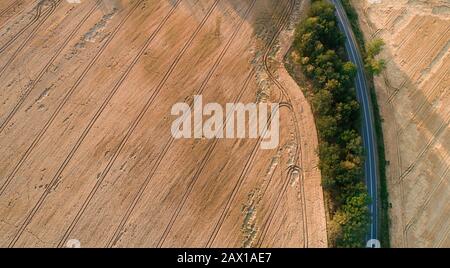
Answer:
292, 0, 370, 247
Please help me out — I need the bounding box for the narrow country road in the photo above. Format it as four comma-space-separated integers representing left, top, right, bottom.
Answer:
331, 0, 380, 244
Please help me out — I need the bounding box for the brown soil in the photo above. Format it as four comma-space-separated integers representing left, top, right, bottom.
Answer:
0, 0, 326, 248
351, 0, 449, 248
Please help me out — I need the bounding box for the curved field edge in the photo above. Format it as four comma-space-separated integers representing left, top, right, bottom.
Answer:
285, 0, 374, 247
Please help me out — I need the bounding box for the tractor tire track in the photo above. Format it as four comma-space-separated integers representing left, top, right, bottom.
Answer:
0, 0, 60, 58
26, 0, 222, 247
403, 162, 449, 246
256, 166, 301, 247
5, 0, 144, 247
206, 0, 307, 248
0, 1, 37, 29
386, 77, 407, 104
154, 0, 260, 248
397, 114, 449, 183
436, 222, 450, 248
395, 16, 425, 52
205, 0, 292, 247
398, 68, 449, 134
0, 0, 45, 52
386, 20, 448, 103
99, 0, 254, 248
402, 25, 450, 70
0, 0, 19, 21
53, 0, 185, 248
11, 0, 179, 248
400, 89, 449, 138
0, 0, 143, 196
252, 0, 307, 248
0, 0, 99, 135
0, 0, 61, 83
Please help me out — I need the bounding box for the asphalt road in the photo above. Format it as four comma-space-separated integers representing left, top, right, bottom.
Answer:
331, 0, 379, 244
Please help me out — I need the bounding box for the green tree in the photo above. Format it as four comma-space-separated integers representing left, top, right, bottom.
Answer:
312, 89, 334, 116
291, 0, 370, 247
318, 142, 341, 188
366, 57, 386, 76
367, 38, 385, 58
317, 115, 338, 140
365, 38, 386, 76
343, 61, 357, 78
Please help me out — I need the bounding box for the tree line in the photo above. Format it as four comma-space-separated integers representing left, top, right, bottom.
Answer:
291, 0, 370, 247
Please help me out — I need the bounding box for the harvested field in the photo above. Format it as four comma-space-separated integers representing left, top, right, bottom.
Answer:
0, 0, 326, 248
350, 0, 450, 247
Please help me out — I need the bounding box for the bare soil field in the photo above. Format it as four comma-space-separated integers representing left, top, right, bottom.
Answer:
351, 0, 450, 247
0, 0, 326, 248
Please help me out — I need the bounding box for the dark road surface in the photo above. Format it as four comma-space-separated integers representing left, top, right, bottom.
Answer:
332, 0, 380, 245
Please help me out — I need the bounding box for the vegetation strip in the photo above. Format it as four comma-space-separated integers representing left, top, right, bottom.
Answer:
341, 0, 390, 248
288, 0, 370, 247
